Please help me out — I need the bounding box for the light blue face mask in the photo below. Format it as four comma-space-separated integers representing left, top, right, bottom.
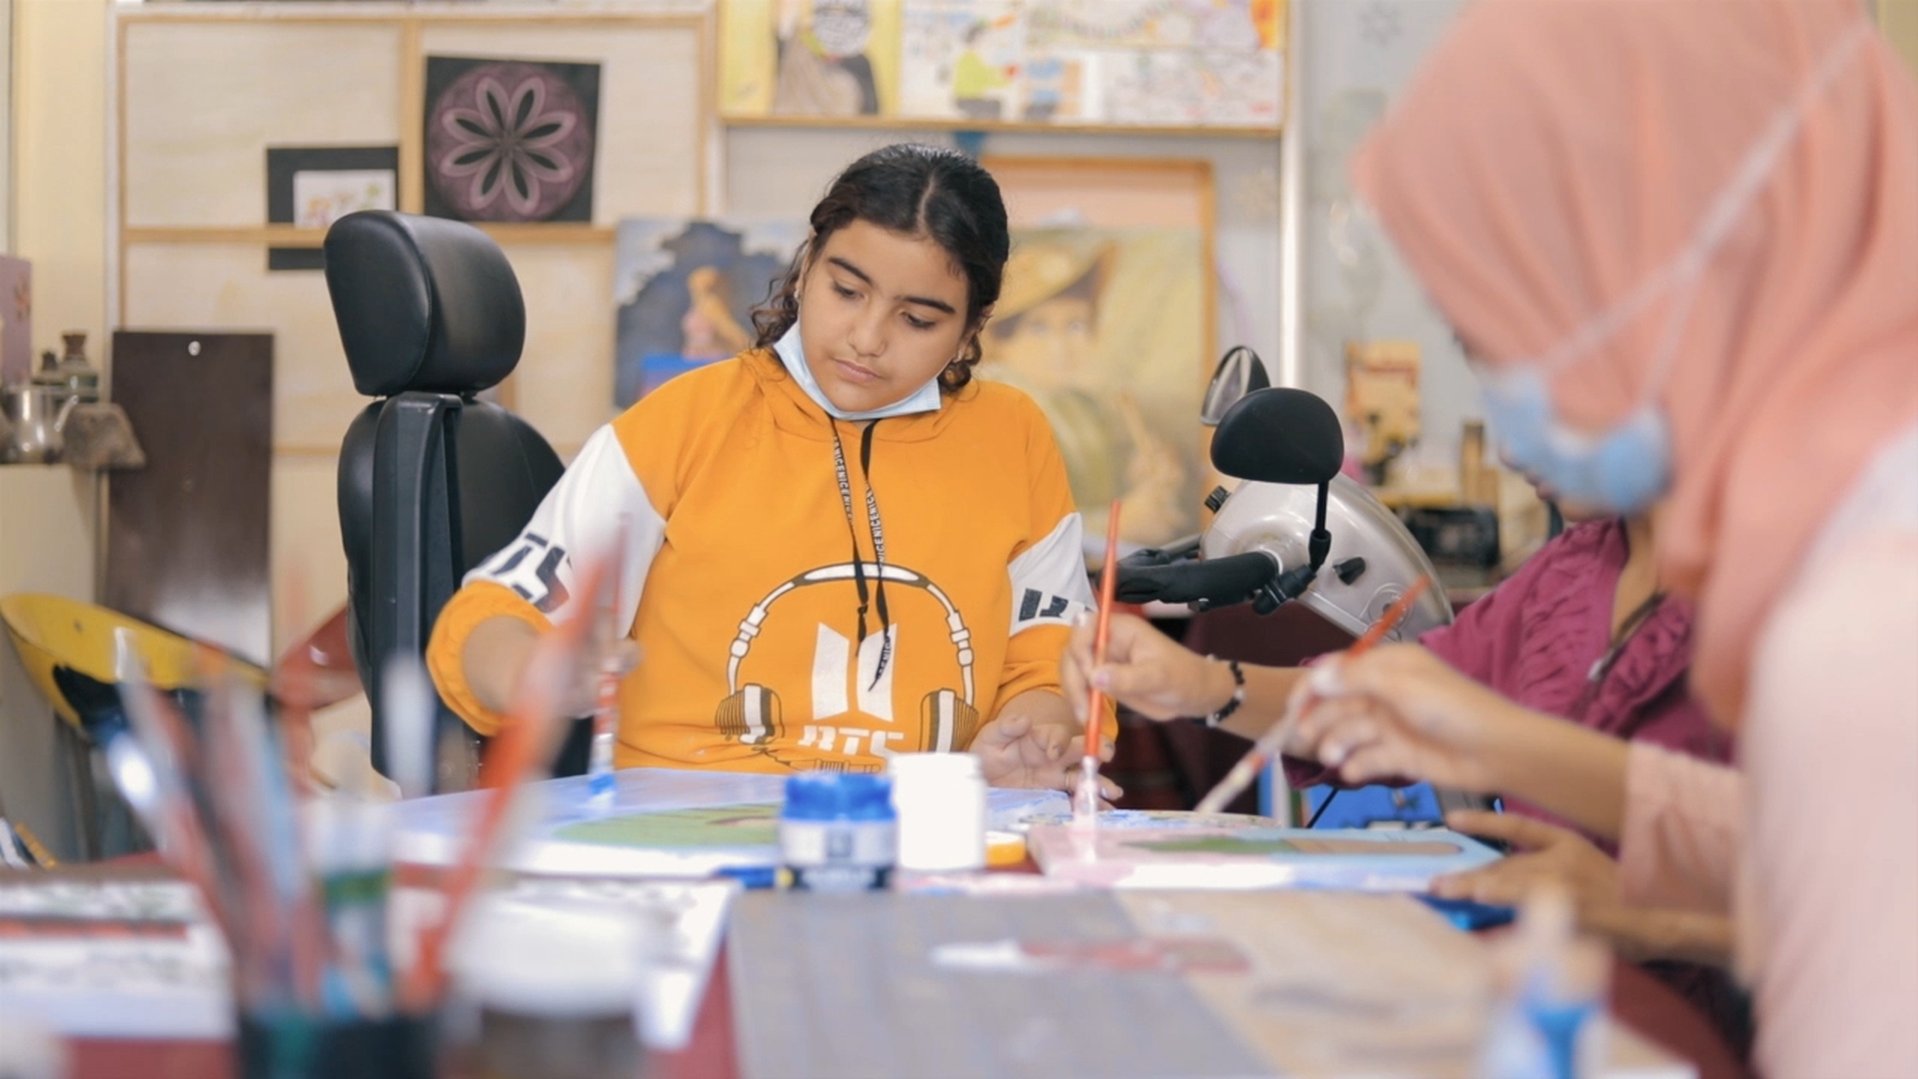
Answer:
1471, 18, 1868, 517
772, 323, 944, 422
1478, 366, 1673, 515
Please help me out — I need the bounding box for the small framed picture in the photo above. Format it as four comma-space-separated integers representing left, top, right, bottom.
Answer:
264, 146, 400, 271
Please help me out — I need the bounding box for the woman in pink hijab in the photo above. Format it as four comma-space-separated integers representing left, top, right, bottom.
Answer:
1295, 0, 1918, 1071
1068, 0, 1914, 1070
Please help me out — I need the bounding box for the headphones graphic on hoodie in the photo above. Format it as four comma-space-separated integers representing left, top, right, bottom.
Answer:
714, 562, 980, 763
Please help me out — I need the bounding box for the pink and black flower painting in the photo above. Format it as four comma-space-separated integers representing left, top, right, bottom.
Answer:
423, 56, 600, 224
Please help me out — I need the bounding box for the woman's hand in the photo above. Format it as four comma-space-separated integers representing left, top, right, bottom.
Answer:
1062, 612, 1235, 722
1288, 644, 1534, 792
1291, 645, 1633, 839
1435, 810, 1733, 967
1433, 810, 1621, 911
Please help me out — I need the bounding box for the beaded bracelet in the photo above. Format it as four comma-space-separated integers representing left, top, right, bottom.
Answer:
1202, 657, 1245, 728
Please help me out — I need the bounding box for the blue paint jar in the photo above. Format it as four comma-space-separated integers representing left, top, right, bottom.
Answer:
778, 773, 896, 893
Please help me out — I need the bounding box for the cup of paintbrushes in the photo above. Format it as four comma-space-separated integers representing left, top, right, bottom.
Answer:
231, 790, 439, 1079
235, 1009, 436, 1079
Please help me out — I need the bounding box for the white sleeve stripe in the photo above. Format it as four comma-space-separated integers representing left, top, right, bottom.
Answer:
1008, 512, 1094, 635
463, 424, 664, 636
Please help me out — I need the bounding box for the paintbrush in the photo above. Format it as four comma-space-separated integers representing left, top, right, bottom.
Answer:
1075, 501, 1123, 825
205, 654, 332, 1012
274, 569, 319, 799
398, 555, 610, 1011
588, 515, 630, 813
1193, 577, 1432, 819
112, 634, 250, 985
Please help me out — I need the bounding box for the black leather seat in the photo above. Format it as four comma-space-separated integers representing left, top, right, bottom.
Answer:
324, 211, 568, 791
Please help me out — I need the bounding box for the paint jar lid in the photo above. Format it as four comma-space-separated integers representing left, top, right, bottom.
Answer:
781, 772, 895, 822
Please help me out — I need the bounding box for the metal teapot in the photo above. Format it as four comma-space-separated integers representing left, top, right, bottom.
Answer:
1, 383, 80, 463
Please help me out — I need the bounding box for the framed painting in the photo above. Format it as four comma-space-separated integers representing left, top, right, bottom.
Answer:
980, 156, 1216, 548
612, 218, 806, 408
422, 55, 601, 224
719, 0, 903, 119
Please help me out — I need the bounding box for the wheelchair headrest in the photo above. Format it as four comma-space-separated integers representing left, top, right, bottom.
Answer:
323, 211, 526, 398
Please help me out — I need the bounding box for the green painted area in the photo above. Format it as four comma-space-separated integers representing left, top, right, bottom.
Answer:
552, 803, 780, 848
1124, 834, 1463, 858
1125, 835, 1307, 856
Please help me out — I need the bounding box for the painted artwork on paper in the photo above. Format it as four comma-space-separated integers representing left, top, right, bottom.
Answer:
979, 226, 1207, 546
613, 218, 804, 408
423, 56, 599, 224
721, 0, 902, 118
896, 0, 1284, 128
724, 0, 1282, 129
392, 768, 1068, 877
1028, 0, 1284, 128
1026, 824, 1501, 891
899, 0, 1026, 120
1014, 808, 1276, 831
292, 171, 395, 229
552, 804, 781, 849
1126, 834, 1464, 857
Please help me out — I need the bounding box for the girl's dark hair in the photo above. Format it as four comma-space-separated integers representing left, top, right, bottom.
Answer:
752, 143, 1010, 393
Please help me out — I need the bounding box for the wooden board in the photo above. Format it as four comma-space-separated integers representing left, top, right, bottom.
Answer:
105, 331, 273, 665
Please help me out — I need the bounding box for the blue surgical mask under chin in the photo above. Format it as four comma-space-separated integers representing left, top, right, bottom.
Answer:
772, 323, 944, 422
1480, 366, 1672, 516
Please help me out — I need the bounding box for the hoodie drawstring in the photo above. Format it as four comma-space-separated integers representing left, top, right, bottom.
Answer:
829, 420, 893, 689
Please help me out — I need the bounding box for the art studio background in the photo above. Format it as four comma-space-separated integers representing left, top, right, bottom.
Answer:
2, 0, 1915, 864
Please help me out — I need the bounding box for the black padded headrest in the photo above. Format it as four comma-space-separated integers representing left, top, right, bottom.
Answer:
323, 211, 526, 398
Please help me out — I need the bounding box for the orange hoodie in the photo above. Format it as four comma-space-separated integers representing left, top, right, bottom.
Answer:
427, 348, 1098, 774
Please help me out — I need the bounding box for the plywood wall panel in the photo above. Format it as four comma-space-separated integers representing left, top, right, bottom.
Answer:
124, 22, 404, 228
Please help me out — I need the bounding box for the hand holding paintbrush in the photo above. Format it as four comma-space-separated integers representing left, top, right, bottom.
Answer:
1073, 501, 1124, 824
1193, 577, 1433, 818
399, 552, 616, 1012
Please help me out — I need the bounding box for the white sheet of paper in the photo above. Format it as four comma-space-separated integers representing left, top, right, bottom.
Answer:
392, 876, 737, 1051
0, 924, 231, 1039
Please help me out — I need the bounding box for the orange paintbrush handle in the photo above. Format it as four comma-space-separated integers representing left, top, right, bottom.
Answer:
1349, 576, 1432, 657
1086, 500, 1122, 760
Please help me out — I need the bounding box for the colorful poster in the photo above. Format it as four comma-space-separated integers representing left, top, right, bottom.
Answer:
720, 0, 904, 118
1025, 0, 1284, 127
899, 1, 1027, 120
612, 218, 805, 408
422, 56, 600, 224
887, 0, 1283, 128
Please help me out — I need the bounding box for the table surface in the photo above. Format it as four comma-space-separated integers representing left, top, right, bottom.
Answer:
62, 887, 1747, 1079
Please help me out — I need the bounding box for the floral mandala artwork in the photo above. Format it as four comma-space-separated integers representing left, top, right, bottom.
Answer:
425, 60, 596, 222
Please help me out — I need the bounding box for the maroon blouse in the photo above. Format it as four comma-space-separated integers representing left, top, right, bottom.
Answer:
1287, 519, 1732, 843
1418, 519, 1732, 832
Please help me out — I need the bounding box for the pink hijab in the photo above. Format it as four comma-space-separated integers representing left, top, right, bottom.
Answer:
1352, 0, 1918, 726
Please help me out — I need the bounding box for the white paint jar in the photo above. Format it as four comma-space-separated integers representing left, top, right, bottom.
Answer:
888, 752, 987, 873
